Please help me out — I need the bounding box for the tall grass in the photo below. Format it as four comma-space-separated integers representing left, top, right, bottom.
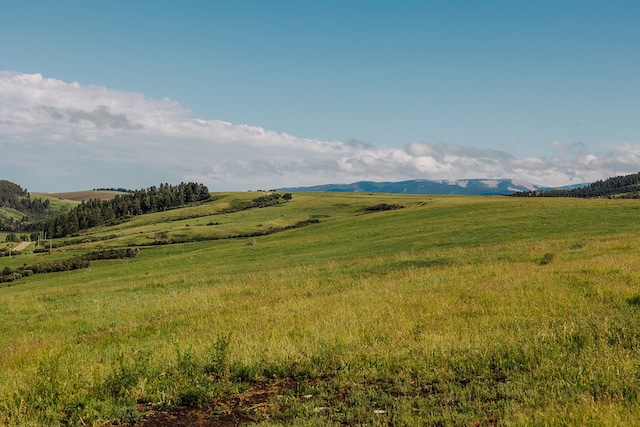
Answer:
2, 194, 640, 425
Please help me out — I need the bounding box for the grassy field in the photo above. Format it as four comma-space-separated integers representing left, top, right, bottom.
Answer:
34, 190, 125, 202
0, 207, 24, 224
2, 193, 640, 426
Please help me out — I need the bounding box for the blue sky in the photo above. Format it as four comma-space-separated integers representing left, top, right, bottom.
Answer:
1, 1, 639, 191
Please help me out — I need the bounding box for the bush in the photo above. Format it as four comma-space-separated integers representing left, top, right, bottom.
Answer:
0, 272, 22, 283
28, 258, 90, 274
627, 295, 640, 306
365, 203, 405, 211
179, 384, 212, 407
252, 193, 282, 207
538, 252, 554, 265
205, 334, 231, 379
83, 248, 139, 261
291, 218, 320, 228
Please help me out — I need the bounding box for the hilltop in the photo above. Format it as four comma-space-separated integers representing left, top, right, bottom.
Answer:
0, 180, 47, 213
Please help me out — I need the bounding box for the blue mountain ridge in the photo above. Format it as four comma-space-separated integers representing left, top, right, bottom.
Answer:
278, 179, 586, 196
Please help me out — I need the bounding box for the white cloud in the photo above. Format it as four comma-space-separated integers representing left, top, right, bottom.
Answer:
1, 71, 640, 191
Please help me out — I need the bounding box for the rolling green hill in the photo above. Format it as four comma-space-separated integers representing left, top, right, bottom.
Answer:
2, 192, 640, 425
0, 180, 80, 234
0, 206, 24, 223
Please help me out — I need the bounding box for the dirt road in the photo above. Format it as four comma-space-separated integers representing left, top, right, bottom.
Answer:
12, 241, 31, 252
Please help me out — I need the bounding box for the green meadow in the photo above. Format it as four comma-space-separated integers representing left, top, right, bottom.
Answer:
2, 192, 640, 426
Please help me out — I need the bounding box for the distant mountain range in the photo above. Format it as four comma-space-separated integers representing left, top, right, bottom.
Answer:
279, 179, 587, 196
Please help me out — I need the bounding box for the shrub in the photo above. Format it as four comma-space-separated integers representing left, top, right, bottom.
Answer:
365, 203, 405, 211
204, 335, 231, 379
83, 248, 139, 261
538, 252, 554, 265
627, 295, 640, 306
252, 193, 282, 207
291, 218, 320, 228
103, 351, 151, 400
29, 258, 90, 274
179, 384, 212, 407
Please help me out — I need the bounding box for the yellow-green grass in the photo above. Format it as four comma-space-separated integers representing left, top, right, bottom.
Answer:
0, 207, 25, 223
2, 194, 640, 425
30, 193, 81, 211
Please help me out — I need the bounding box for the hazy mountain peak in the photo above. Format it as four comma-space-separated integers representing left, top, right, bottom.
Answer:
278, 178, 584, 196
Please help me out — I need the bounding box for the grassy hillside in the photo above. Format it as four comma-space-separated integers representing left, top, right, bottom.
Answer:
0, 181, 79, 232
0, 190, 125, 231
2, 193, 640, 425
0, 206, 24, 223
31, 192, 82, 209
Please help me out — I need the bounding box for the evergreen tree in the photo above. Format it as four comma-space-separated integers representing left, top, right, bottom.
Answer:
38, 182, 211, 238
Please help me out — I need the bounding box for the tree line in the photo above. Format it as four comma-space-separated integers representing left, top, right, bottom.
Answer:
92, 187, 133, 193
0, 248, 139, 284
511, 172, 640, 198
42, 182, 211, 238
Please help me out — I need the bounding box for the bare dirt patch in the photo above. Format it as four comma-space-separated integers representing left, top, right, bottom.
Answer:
124, 379, 295, 427
12, 241, 31, 252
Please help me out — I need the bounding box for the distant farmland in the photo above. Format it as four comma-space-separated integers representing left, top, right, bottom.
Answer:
40, 190, 126, 202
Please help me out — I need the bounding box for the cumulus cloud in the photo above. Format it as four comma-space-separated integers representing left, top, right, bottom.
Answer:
552, 140, 587, 156
1, 71, 639, 191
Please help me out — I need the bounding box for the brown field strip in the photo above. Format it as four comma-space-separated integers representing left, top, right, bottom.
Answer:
12, 241, 31, 251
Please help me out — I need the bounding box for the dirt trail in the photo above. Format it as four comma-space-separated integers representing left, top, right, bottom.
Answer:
12, 241, 31, 252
